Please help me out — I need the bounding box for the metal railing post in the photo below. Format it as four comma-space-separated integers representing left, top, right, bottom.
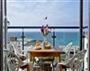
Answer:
80, 0, 83, 51
88, 0, 90, 71
52, 28, 56, 47
22, 28, 25, 51
0, 0, 3, 71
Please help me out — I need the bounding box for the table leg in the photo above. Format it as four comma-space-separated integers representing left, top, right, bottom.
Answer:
56, 63, 63, 71
60, 66, 62, 71
26, 64, 30, 71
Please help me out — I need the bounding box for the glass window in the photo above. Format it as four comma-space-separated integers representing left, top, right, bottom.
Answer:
7, 0, 80, 26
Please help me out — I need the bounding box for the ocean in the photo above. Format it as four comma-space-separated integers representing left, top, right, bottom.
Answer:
7, 32, 80, 47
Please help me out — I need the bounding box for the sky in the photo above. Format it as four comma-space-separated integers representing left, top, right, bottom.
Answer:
7, 0, 89, 29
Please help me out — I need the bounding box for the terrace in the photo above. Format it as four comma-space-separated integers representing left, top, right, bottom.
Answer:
0, 0, 89, 71
4, 25, 88, 71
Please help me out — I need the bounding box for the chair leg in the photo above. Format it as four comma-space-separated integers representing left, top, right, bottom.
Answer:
65, 68, 67, 71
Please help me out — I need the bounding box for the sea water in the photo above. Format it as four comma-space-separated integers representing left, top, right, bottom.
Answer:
7, 32, 80, 47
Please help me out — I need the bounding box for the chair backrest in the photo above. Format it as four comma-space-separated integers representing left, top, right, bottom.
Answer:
7, 42, 22, 71
7, 42, 16, 56
63, 42, 73, 59
66, 49, 87, 69
63, 42, 73, 53
9, 41, 23, 56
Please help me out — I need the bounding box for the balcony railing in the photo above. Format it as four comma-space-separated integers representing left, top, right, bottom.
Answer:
7, 26, 88, 50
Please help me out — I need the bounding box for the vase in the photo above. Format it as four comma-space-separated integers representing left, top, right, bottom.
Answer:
43, 35, 48, 41
42, 35, 48, 49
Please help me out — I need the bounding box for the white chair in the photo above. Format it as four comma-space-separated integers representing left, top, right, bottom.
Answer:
56, 49, 87, 71
6, 41, 30, 71
4, 49, 19, 71
62, 42, 73, 61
